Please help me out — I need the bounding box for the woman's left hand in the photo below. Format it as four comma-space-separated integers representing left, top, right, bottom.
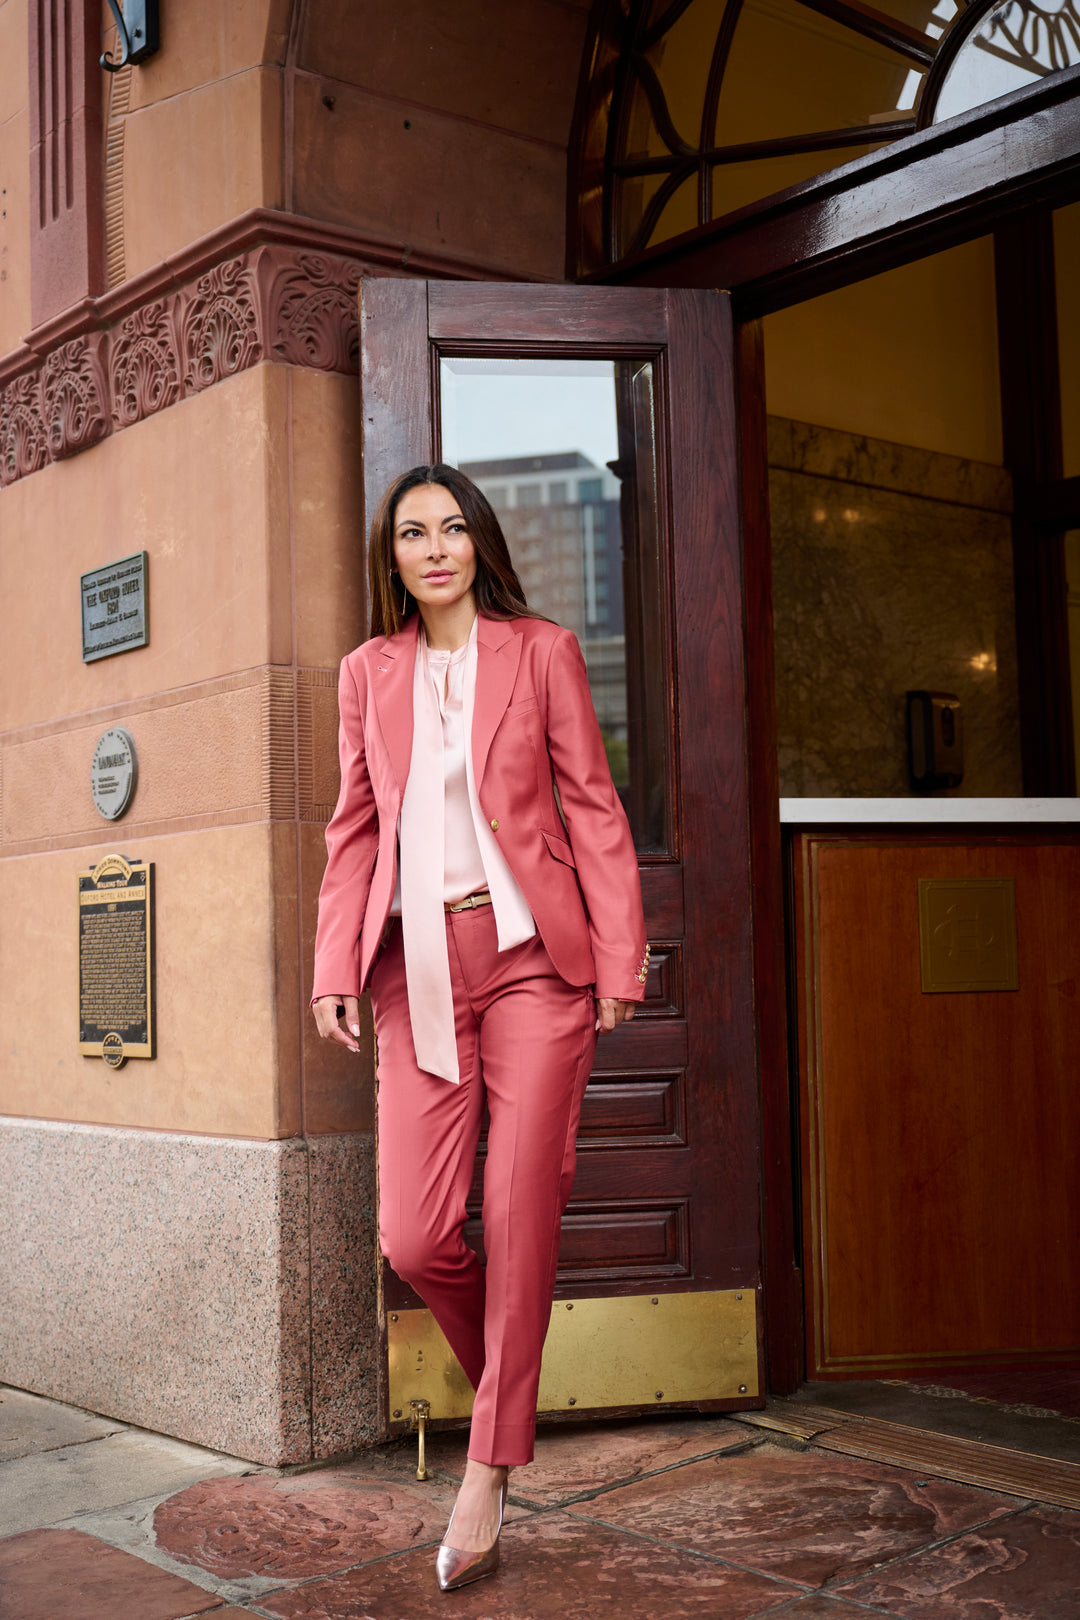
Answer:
596, 998, 636, 1034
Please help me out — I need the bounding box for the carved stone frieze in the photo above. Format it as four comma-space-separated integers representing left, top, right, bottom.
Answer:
0, 373, 49, 487
109, 300, 181, 426
181, 257, 261, 395
259, 247, 361, 375
40, 337, 110, 461
0, 241, 367, 489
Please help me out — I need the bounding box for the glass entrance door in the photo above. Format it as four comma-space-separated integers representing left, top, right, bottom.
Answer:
360, 281, 763, 1432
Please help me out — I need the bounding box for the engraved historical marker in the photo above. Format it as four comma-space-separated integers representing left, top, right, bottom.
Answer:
91, 727, 138, 820
78, 854, 156, 1066
81, 551, 148, 662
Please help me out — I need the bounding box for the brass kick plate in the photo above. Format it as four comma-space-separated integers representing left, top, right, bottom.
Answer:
917, 878, 1018, 993
387, 1289, 759, 1422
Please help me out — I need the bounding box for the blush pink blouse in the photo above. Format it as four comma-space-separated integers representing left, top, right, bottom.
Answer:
395, 618, 535, 1081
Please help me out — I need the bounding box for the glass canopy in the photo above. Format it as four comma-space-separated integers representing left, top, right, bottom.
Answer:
576, 0, 1080, 271
932, 0, 1080, 123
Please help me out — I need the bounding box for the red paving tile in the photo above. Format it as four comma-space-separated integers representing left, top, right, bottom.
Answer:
256, 1511, 806, 1619
415, 1415, 753, 1505
571, 1442, 1018, 1587
756, 1599, 907, 1617
0, 1527, 222, 1620
837, 1503, 1080, 1618
154, 1473, 462, 1580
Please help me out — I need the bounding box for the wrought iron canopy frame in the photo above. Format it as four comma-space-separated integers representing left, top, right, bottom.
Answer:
583, 62, 1080, 309
574, 0, 1062, 274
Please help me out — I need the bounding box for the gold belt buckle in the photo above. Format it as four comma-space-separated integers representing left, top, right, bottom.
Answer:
449, 891, 488, 913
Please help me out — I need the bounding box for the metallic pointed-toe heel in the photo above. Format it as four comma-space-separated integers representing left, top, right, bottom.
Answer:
436, 1481, 507, 1593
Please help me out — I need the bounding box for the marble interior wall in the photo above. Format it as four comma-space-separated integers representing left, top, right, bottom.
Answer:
769, 419, 1021, 798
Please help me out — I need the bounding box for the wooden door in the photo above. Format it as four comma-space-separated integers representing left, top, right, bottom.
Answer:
360, 282, 763, 1436
793, 829, 1080, 1378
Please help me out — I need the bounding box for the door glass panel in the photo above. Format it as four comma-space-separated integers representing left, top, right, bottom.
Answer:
439, 357, 668, 854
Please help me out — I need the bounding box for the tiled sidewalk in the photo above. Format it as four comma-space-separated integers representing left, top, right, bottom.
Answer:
2, 1386, 1080, 1618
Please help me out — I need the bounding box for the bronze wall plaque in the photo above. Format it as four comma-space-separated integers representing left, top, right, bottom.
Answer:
78, 854, 156, 1064
81, 552, 149, 662
918, 877, 1018, 993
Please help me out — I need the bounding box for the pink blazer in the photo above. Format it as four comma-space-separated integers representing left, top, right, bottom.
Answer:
312, 613, 648, 1004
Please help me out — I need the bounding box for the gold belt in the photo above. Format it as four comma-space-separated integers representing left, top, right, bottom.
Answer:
445, 890, 492, 913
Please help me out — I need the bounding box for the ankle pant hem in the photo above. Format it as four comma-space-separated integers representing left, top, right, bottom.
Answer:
467, 1418, 536, 1468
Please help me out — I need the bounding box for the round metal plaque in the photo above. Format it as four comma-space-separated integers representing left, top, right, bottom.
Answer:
91, 727, 137, 820
101, 1032, 126, 1069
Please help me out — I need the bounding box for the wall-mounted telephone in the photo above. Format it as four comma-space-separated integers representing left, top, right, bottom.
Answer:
907, 690, 964, 790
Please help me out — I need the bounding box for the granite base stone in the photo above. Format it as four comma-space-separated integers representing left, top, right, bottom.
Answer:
308, 1131, 380, 1459
0, 1117, 377, 1466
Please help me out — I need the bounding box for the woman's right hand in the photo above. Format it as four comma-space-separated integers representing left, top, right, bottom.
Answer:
312, 995, 363, 1053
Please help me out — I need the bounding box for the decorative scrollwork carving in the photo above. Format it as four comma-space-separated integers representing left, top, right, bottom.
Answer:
0, 373, 49, 486
260, 248, 362, 375
109, 300, 181, 426
0, 243, 369, 487
40, 338, 109, 461
181, 258, 261, 394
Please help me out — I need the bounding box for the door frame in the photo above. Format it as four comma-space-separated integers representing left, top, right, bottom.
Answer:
584, 64, 1080, 1393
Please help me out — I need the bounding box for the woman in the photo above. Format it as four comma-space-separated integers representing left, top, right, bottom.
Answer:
312, 465, 648, 1590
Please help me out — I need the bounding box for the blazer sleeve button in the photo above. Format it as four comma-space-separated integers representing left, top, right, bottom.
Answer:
490, 818, 499, 831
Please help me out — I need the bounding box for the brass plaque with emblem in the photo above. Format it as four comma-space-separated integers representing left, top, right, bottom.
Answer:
918, 877, 1018, 993
78, 854, 156, 1064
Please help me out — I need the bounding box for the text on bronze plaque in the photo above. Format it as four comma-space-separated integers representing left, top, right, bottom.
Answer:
78, 854, 156, 1062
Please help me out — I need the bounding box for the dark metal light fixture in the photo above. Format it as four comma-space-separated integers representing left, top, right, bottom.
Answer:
101, 0, 160, 72
907, 690, 965, 791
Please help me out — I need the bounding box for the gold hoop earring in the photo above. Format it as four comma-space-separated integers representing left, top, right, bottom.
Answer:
389, 571, 406, 613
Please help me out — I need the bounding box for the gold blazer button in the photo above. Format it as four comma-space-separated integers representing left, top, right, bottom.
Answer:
490, 818, 499, 831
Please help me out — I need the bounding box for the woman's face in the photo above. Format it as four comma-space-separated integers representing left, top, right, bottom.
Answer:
392, 484, 478, 613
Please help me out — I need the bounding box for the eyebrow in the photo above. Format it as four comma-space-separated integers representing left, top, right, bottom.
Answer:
395, 511, 466, 530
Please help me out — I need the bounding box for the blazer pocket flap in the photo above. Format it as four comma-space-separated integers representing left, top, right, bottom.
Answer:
542, 829, 577, 868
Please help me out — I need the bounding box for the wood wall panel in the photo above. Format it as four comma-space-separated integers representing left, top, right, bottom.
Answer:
795, 833, 1080, 1376
461, 1201, 690, 1284
576, 1074, 686, 1148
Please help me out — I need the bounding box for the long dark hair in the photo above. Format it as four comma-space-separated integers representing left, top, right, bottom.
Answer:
368, 464, 538, 639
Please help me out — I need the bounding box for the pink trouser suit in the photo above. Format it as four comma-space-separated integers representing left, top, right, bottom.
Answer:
312, 613, 648, 1467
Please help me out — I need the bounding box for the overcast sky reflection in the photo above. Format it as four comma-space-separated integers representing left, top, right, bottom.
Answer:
440, 359, 619, 472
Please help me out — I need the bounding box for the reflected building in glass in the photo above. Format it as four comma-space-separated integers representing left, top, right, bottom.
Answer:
462, 452, 629, 789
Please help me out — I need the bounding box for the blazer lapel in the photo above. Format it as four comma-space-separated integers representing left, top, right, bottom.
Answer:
370, 616, 420, 800
473, 617, 522, 788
